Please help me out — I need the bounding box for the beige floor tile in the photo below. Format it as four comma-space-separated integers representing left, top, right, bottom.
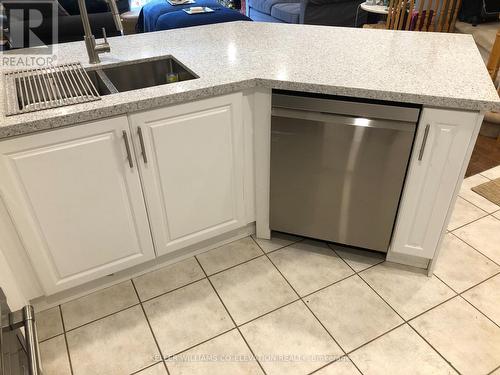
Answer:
136, 363, 168, 375
454, 215, 500, 264
434, 234, 499, 293
305, 275, 403, 352
66, 305, 159, 375
197, 237, 264, 275
240, 301, 343, 375
411, 297, 500, 375
37, 306, 63, 341
133, 257, 205, 301
251, 231, 302, 253
350, 324, 456, 375
463, 274, 500, 325
210, 256, 297, 325
459, 175, 499, 213
61, 280, 138, 330
480, 165, 500, 180
329, 244, 385, 272
494, 210, 500, 220
143, 279, 234, 357
491, 367, 500, 375
447, 197, 487, 230
268, 240, 353, 296
40, 335, 72, 375
314, 357, 361, 375
167, 329, 263, 375
360, 262, 455, 320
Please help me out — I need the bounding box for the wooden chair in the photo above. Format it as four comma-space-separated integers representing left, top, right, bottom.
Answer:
487, 29, 500, 84
364, 0, 462, 32
484, 29, 500, 144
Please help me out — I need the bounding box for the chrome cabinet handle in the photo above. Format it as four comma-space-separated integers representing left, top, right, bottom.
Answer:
122, 130, 134, 168
137, 126, 148, 164
418, 124, 430, 161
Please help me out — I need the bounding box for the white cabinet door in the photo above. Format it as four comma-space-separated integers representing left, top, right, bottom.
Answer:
129, 93, 245, 256
390, 108, 480, 259
0, 117, 155, 294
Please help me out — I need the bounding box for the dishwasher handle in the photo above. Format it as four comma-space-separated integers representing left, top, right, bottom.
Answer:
271, 107, 416, 132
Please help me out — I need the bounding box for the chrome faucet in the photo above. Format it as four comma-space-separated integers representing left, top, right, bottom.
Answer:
77, 0, 124, 64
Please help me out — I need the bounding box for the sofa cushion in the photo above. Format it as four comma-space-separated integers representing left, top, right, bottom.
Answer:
249, 0, 298, 15
270, 2, 300, 23
155, 8, 251, 30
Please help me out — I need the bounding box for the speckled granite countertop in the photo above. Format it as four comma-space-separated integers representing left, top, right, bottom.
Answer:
1, 21, 499, 139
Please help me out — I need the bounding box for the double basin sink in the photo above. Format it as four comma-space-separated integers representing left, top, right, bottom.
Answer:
86, 56, 198, 96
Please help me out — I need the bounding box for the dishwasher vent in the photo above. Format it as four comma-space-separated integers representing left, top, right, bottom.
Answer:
4, 62, 101, 116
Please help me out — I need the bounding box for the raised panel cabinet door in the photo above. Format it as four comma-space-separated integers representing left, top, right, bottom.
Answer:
390, 108, 480, 259
0, 117, 155, 294
129, 93, 245, 256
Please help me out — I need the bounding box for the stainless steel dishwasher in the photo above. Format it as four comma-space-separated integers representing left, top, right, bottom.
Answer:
270, 92, 420, 253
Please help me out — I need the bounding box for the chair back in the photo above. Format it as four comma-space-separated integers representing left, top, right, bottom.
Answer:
386, 0, 462, 32
487, 29, 500, 85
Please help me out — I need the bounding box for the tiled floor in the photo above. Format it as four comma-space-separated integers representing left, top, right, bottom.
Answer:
37, 167, 500, 375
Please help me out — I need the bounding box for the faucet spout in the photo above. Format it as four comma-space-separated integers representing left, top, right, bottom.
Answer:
77, 0, 123, 64
106, 0, 124, 36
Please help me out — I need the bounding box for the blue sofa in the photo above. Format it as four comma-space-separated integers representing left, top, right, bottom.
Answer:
247, 0, 366, 26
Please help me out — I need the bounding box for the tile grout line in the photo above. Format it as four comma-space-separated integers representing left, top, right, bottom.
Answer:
488, 364, 500, 375
139, 276, 207, 304
330, 248, 409, 323
58, 305, 75, 375
449, 206, 499, 232
453, 269, 500, 296
62, 302, 142, 334
447, 210, 489, 232
326, 243, 385, 273
131, 279, 171, 375
193, 256, 269, 375
457, 294, 500, 330
199, 252, 267, 278
330, 246, 465, 374
406, 323, 462, 375
350, 268, 461, 373
249, 237, 360, 374
300, 273, 358, 299
345, 322, 406, 356
129, 361, 164, 375
432, 274, 500, 330
456, 194, 497, 216
163, 327, 236, 360
449, 232, 500, 267
197, 235, 305, 278
306, 356, 357, 375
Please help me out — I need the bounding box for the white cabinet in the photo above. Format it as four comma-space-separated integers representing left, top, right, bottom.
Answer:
129, 93, 246, 256
0, 117, 155, 294
390, 108, 480, 259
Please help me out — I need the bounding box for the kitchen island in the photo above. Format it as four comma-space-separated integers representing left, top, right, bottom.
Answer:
0, 22, 498, 302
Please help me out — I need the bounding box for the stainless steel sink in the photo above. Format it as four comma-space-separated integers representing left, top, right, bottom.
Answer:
4, 57, 197, 116
87, 57, 198, 95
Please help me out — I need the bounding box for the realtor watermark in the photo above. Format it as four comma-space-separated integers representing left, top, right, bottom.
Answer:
1, 0, 58, 67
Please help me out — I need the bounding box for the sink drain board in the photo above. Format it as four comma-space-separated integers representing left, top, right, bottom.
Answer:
4, 62, 101, 116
